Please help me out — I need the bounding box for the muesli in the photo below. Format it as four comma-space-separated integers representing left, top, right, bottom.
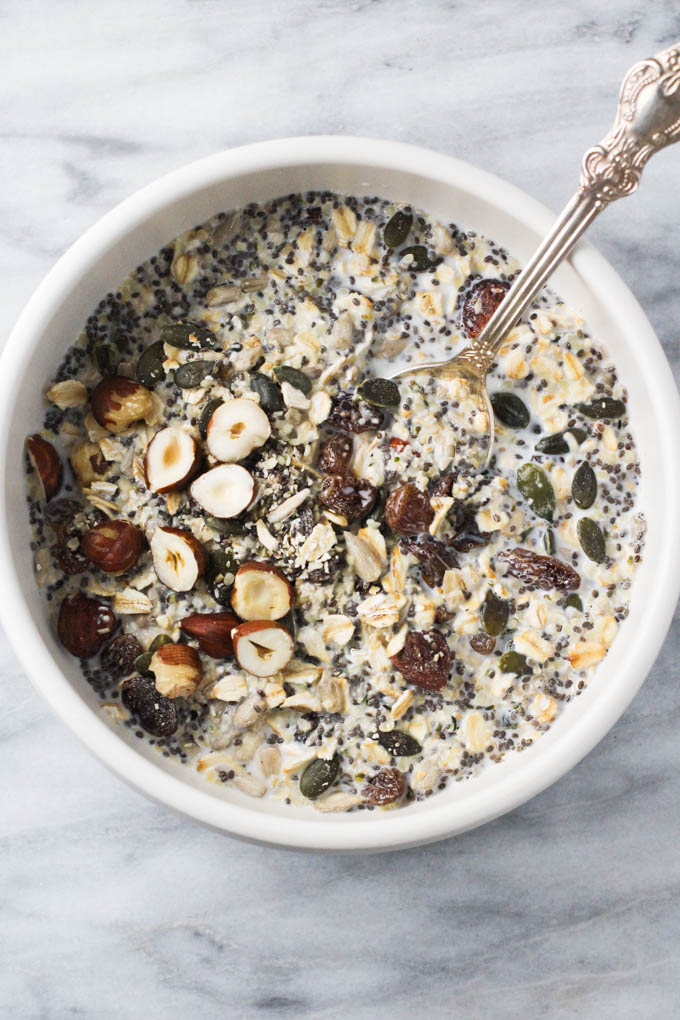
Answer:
25, 192, 645, 811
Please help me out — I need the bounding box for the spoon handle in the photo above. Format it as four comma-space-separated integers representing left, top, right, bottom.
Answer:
456, 40, 680, 376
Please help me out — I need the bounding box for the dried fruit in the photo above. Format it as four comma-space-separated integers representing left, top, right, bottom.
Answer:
480, 590, 510, 636
100, 633, 142, 679
400, 245, 439, 271
363, 767, 405, 805
572, 461, 597, 510
470, 632, 496, 654
81, 519, 145, 573
231, 562, 295, 621
517, 463, 556, 522
499, 650, 531, 675
318, 474, 377, 522
490, 392, 530, 429
535, 427, 587, 455
206, 398, 271, 462
384, 483, 434, 536
160, 321, 217, 350
57, 593, 116, 659
150, 642, 203, 699
136, 340, 166, 388
327, 392, 382, 433
232, 620, 294, 677
499, 546, 580, 591
577, 517, 606, 562
180, 611, 240, 657
90, 376, 156, 433
299, 755, 341, 800
357, 378, 400, 409
462, 279, 510, 338
145, 426, 201, 493
191, 464, 255, 518
318, 433, 353, 474
273, 365, 312, 396
377, 729, 422, 757
249, 373, 284, 414
198, 398, 223, 438
383, 209, 413, 248
400, 534, 459, 587
26, 435, 62, 500
174, 359, 214, 388
449, 503, 491, 553
575, 396, 626, 420
121, 676, 178, 736
391, 629, 452, 691
150, 526, 206, 591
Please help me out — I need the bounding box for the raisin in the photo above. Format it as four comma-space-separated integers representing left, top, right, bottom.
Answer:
384, 483, 434, 536
53, 539, 88, 575
449, 503, 491, 553
101, 633, 143, 679
499, 546, 581, 591
44, 497, 83, 528
317, 433, 353, 474
391, 630, 452, 691
327, 392, 382, 433
462, 279, 510, 338
429, 472, 458, 498
363, 767, 406, 805
318, 474, 377, 522
400, 534, 459, 587
470, 632, 496, 654
121, 676, 178, 737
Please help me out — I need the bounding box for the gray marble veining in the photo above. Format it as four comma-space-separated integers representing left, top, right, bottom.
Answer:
2, 1, 680, 1017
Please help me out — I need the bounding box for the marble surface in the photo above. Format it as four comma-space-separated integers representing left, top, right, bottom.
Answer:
2, 1, 680, 1016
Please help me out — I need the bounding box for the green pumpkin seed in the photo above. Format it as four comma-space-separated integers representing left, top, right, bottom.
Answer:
174, 360, 214, 388
94, 343, 118, 376
250, 373, 284, 414
299, 755, 341, 800
199, 398, 223, 438
577, 517, 606, 562
206, 549, 238, 604
399, 245, 439, 272
499, 650, 531, 675
490, 392, 530, 429
377, 730, 422, 757
562, 593, 583, 612
517, 463, 556, 522
544, 528, 556, 555
575, 397, 626, 420
149, 633, 173, 653
133, 652, 153, 675
205, 516, 245, 536
357, 377, 401, 409
161, 321, 218, 350
136, 340, 166, 388
535, 427, 587, 455
481, 590, 510, 637
383, 210, 413, 248
273, 365, 312, 396
572, 461, 597, 509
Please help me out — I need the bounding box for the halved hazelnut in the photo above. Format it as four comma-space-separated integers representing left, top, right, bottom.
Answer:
231, 562, 294, 621
232, 620, 294, 677
57, 592, 116, 658
150, 526, 206, 591
70, 441, 109, 488
90, 376, 156, 433
145, 426, 201, 493
150, 642, 203, 699
26, 434, 62, 500
81, 519, 145, 574
179, 611, 240, 658
206, 397, 271, 463
190, 464, 254, 518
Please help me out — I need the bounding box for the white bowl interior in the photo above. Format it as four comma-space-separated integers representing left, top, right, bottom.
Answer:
2, 139, 678, 850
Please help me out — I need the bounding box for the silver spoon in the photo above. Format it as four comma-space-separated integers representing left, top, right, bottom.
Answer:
391, 40, 680, 470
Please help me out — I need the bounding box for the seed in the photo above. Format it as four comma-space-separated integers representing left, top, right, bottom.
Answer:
149, 633, 173, 653
299, 755, 341, 800
575, 397, 626, 420
377, 730, 422, 757
136, 340, 166, 388
250, 373, 284, 413
544, 528, 556, 555
94, 343, 118, 376
490, 392, 530, 429
499, 650, 531, 675
161, 321, 217, 350
562, 592, 583, 612
383, 209, 413, 248
480, 590, 509, 636
517, 463, 556, 522
572, 461, 597, 509
357, 377, 400, 409
174, 360, 214, 388
399, 245, 439, 272
577, 517, 606, 562
273, 365, 312, 396
199, 398, 223, 438
535, 427, 587, 455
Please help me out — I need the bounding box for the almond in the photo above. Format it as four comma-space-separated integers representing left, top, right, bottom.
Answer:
90, 376, 156, 433
57, 592, 116, 658
179, 611, 240, 658
145, 426, 201, 493
26, 434, 62, 500
150, 526, 206, 591
232, 620, 294, 677
190, 464, 254, 518
81, 519, 145, 574
206, 398, 271, 462
150, 643, 203, 699
231, 562, 294, 621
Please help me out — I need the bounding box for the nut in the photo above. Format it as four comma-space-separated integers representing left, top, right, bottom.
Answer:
231, 562, 295, 621
232, 620, 294, 677
179, 611, 240, 658
150, 642, 203, 699
150, 526, 206, 592
57, 592, 116, 658
26, 434, 62, 500
90, 376, 156, 433
206, 397, 271, 462
70, 441, 109, 488
81, 519, 145, 574
190, 464, 254, 518
145, 426, 201, 493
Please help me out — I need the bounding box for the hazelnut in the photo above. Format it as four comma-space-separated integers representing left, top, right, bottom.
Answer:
57, 592, 116, 658
70, 441, 109, 487
232, 620, 294, 677
231, 562, 295, 621
90, 376, 156, 433
26, 434, 62, 500
145, 426, 201, 493
81, 519, 145, 574
150, 526, 206, 592
190, 464, 254, 518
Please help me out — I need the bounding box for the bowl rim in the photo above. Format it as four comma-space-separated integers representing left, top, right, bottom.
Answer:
2, 135, 679, 852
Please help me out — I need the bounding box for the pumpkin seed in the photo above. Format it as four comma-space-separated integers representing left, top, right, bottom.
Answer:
544, 528, 556, 555
481, 590, 510, 636
575, 396, 626, 420
562, 592, 583, 612
205, 515, 245, 536
136, 340, 166, 388
535, 427, 587, 455
206, 549, 238, 605
383, 210, 413, 248
161, 321, 218, 350
490, 392, 530, 429
577, 517, 606, 562
517, 463, 556, 522
199, 398, 223, 438
149, 633, 172, 653
273, 365, 312, 396
357, 377, 401, 409
377, 729, 422, 757
499, 650, 531, 675
399, 245, 440, 272
299, 755, 341, 800
250, 373, 284, 414
133, 651, 153, 675
572, 461, 597, 509
94, 343, 118, 376
174, 360, 214, 388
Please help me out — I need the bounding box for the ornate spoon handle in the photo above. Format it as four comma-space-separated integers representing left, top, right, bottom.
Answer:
455, 41, 680, 376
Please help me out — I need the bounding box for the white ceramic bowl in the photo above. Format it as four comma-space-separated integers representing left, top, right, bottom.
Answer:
2, 137, 679, 852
